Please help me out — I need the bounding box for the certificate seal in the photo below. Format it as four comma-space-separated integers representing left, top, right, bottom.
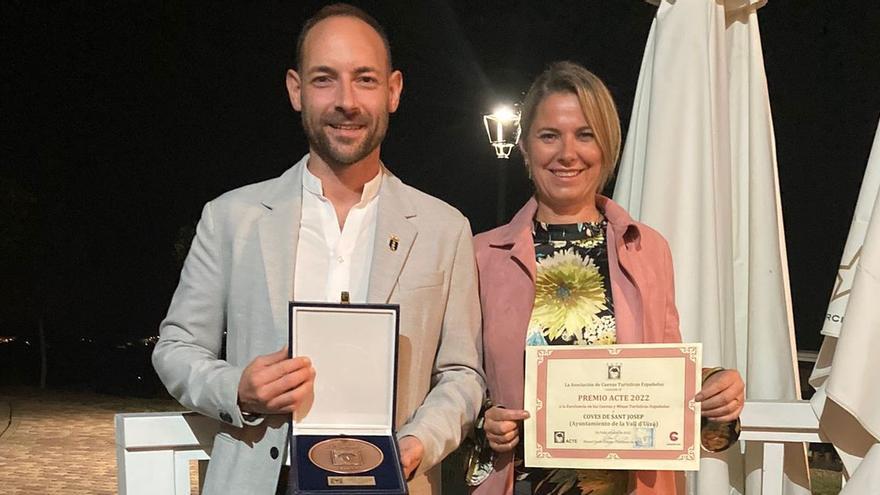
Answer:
308, 438, 384, 474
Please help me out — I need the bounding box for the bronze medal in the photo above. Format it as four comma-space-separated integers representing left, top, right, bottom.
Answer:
308, 438, 384, 474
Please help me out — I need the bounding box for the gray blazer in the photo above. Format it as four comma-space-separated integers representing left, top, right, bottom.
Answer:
153, 155, 485, 494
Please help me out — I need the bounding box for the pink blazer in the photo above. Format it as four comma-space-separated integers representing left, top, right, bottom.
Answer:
472, 196, 684, 495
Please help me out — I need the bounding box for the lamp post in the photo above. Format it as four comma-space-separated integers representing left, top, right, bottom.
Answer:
482, 105, 522, 224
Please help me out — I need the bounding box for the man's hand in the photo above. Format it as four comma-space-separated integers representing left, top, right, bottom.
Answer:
237, 346, 316, 415
484, 406, 530, 453
695, 369, 745, 423
398, 435, 424, 480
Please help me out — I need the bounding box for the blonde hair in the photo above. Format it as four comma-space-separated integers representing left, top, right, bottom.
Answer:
520, 61, 621, 192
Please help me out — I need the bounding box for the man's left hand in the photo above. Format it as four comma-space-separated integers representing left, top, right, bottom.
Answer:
398, 435, 424, 480
695, 369, 745, 423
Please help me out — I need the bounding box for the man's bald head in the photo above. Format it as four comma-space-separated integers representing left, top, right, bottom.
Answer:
296, 3, 392, 72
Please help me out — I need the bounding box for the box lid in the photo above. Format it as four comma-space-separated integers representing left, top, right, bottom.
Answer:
289, 302, 399, 436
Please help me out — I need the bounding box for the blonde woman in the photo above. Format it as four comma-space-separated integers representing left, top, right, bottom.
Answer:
472, 62, 744, 495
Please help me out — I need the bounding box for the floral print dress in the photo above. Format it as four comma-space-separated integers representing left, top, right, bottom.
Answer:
514, 220, 629, 495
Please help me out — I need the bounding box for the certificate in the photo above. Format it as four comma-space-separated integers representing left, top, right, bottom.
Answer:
524, 343, 701, 471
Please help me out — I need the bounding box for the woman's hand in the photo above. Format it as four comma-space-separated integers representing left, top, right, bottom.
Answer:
484, 406, 530, 453
695, 369, 745, 423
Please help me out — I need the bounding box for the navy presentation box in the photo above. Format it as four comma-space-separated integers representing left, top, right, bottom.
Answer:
288, 302, 408, 495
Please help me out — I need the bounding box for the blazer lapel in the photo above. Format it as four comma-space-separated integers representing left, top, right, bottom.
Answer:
599, 196, 645, 344
258, 158, 306, 345
367, 173, 417, 304
494, 198, 539, 283
486, 199, 537, 409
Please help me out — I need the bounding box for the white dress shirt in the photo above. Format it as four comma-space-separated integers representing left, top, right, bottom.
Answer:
293, 163, 382, 304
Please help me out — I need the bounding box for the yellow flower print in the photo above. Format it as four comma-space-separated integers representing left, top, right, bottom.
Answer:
531, 249, 607, 341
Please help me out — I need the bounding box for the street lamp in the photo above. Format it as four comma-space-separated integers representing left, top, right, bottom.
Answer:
482, 104, 522, 224
482, 105, 522, 159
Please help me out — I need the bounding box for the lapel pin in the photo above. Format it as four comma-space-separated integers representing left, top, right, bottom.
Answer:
389, 234, 399, 252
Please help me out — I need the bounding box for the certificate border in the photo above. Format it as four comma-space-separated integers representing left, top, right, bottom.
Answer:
528, 343, 701, 470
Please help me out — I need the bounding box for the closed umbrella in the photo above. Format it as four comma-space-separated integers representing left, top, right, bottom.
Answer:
614, 1, 810, 493
809, 119, 880, 491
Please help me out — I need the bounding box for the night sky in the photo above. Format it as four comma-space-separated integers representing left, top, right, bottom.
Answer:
2, 0, 879, 366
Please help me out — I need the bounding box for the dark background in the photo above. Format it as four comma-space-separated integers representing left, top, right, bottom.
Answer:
2, 1, 879, 393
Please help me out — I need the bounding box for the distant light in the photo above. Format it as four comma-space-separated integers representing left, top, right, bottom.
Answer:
140, 336, 160, 346
0, 336, 18, 345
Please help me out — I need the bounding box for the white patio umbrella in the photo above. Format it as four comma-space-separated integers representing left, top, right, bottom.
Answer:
613, 0, 809, 493
809, 120, 880, 492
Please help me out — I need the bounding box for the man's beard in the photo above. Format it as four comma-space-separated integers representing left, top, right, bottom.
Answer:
302, 108, 388, 168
